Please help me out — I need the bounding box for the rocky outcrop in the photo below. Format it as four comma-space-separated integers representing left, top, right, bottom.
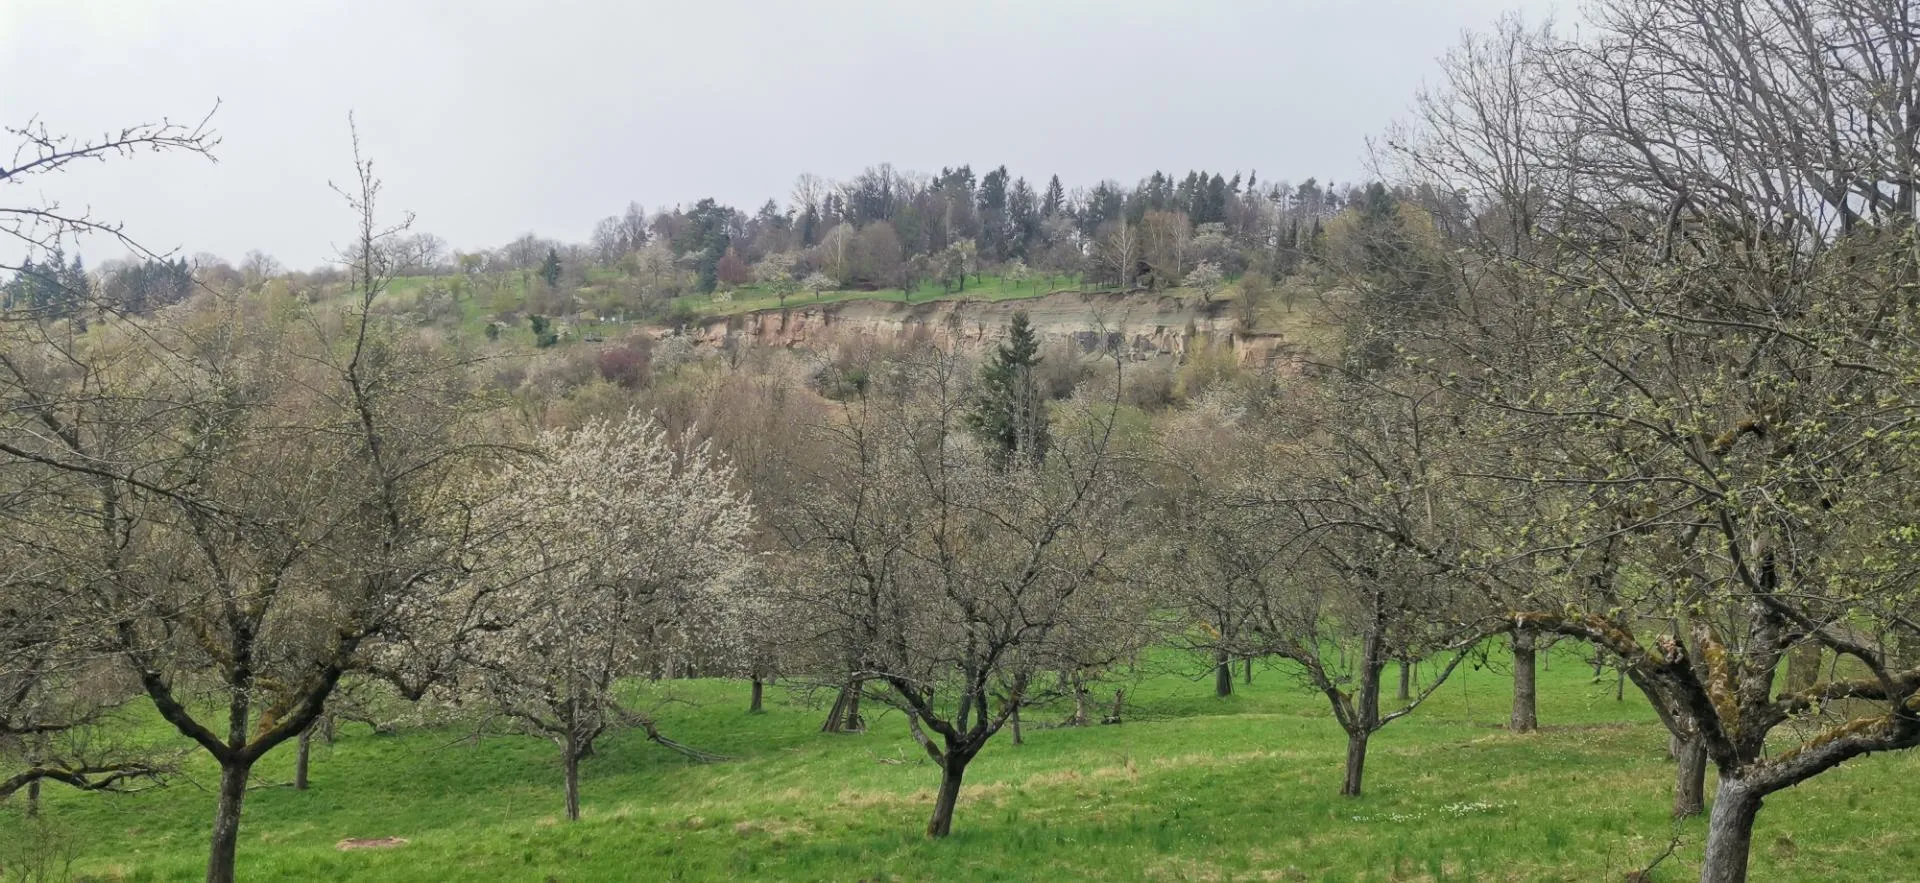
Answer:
678, 290, 1306, 369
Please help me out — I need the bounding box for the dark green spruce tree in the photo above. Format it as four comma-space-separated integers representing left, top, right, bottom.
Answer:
967, 311, 1049, 469
538, 247, 563, 290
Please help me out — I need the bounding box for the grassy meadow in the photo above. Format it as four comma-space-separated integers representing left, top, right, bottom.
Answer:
6, 647, 1917, 881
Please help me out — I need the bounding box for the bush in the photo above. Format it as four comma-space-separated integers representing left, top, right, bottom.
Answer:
596, 339, 653, 389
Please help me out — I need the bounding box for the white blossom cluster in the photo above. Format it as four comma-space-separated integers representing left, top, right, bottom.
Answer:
459, 412, 755, 750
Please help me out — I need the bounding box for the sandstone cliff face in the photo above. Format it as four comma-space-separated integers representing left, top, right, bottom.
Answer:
680, 290, 1304, 369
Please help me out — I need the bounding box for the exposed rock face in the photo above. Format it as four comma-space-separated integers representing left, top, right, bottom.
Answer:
678, 290, 1305, 369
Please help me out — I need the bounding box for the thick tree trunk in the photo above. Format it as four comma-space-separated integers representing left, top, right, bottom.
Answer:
926, 758, 968, 837
25, 778, 38, 817
1510, 631, 1538, 733
1214, 646, 1233, 697
1341, 731, 1370, 797
749, 676, 764, 714
1010, 704, 1023, 746
1397, 658, 1412, 701
295, 726, 312, 791
1243, 656, 1253, 685
1068, 675, 1090, 726
1673, 736, 1708, 818
206, 759, 251, 883
1699, 779, 1763, 883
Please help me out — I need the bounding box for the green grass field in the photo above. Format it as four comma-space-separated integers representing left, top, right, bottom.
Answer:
6, 647, 1916, 881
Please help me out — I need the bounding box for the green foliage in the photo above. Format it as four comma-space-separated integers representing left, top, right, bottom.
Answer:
528, 314, 558, 348
966, 311, 1049, 468
676, 199, 734, 294
538, 248, 563, 290
2, 248, 90, 319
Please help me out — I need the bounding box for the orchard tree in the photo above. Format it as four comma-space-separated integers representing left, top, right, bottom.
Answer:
0, 527, 170, 806
1003, 258, 1033, 292
756, 251, 800, 307
1171, 378, 1490, 796
463, 414, 753, 821
0, 124, 519, 883
782, 348, 1134, 837
1389, 3, 1920, 879
1183, 261, 1223, 303
800, 272, 836, 301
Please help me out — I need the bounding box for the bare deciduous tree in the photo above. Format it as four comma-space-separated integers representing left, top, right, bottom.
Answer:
781, 348, 1136, 837
1391, 3, 1920, 879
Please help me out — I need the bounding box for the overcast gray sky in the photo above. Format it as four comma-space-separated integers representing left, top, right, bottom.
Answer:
3, 0, 1556, 268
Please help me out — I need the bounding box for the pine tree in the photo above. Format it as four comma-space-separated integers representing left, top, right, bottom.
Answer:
967, 311, 1049, 469
3, 258, 34, 311
539, 248, 563, 290
62, 253, 90, 326
1043, 175, 1066, 218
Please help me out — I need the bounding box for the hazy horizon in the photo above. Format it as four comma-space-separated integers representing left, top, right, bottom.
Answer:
5, 0, 1555, 268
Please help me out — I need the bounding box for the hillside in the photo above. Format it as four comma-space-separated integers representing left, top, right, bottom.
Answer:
369, 270, 1340, 366
6, 650, 1911, 881
684, 287, 1336, 368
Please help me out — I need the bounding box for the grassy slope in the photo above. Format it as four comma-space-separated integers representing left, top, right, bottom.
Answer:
671, 274, 1081, 318
380, 271, 1265, 322
369, 271, 1335, 363
7, 648, 1916, 881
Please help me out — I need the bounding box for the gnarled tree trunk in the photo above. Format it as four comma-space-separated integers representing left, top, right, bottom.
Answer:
1673, 735, 1707, 818
1397, 658, 1412, 701
1214, 646, 1233, 697
1699, 778, 1762, 883
749, 676, 764, 714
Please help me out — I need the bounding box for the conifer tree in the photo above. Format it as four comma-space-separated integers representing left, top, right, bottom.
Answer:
1042, 175, 1066, 218
538, 247, 563, 289
966, 311, 1049, 469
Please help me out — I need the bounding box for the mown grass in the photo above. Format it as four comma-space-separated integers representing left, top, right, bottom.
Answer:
6, 646, 1916, 881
